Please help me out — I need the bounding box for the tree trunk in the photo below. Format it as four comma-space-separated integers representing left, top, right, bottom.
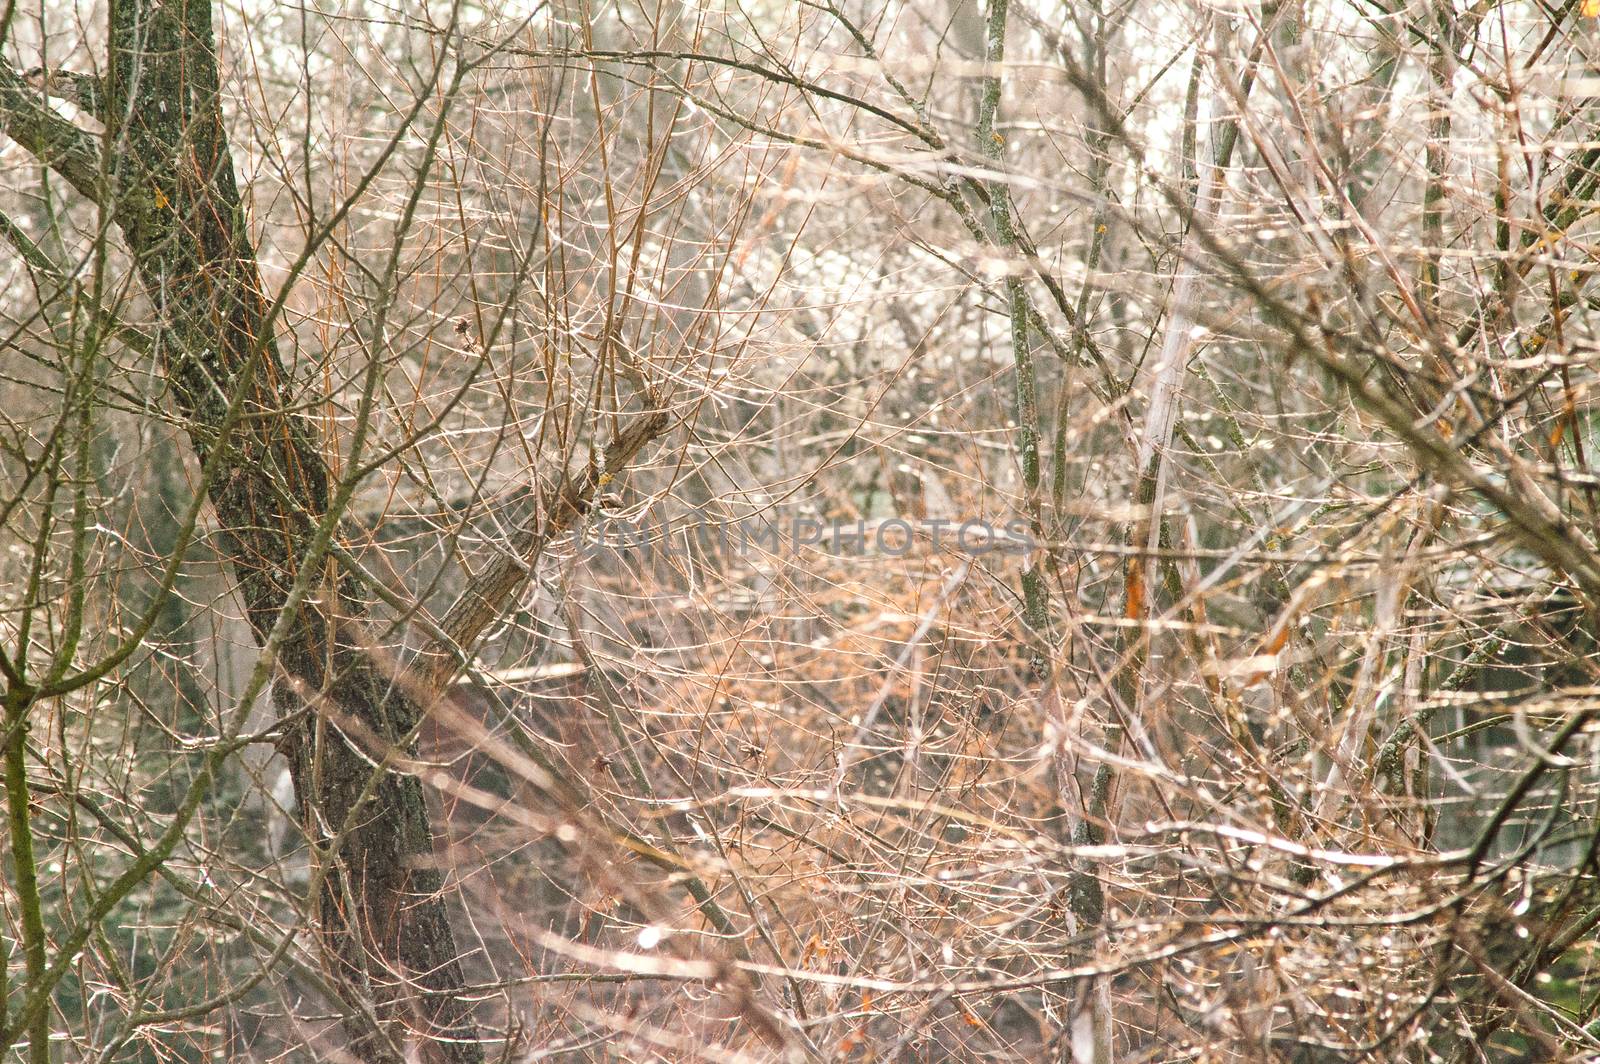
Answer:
5, 1, 484, 1059
112, 4, 484, 1061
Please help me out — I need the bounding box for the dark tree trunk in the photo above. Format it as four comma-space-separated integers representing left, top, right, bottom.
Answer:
8, 1, 485, 1059
0, 0, 670, 1053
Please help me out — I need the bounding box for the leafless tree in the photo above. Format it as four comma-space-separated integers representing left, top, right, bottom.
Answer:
7, 0, 1600, 1061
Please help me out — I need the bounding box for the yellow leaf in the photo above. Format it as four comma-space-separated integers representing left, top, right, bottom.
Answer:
153, 187, 169, 209
1585, 0, 1599, 18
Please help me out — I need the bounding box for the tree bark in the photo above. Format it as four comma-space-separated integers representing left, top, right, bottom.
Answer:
89, 2, 483, 1060
0, 1, 666, 1059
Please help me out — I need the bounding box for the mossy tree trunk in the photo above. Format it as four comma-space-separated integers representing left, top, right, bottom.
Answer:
2, 1, 483, 1059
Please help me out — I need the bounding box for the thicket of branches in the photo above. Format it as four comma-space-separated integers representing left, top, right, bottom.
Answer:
5, 0, 1600, 1060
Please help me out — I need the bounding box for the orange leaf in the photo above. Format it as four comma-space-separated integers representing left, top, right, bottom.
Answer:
1125, 559, 1145, 621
